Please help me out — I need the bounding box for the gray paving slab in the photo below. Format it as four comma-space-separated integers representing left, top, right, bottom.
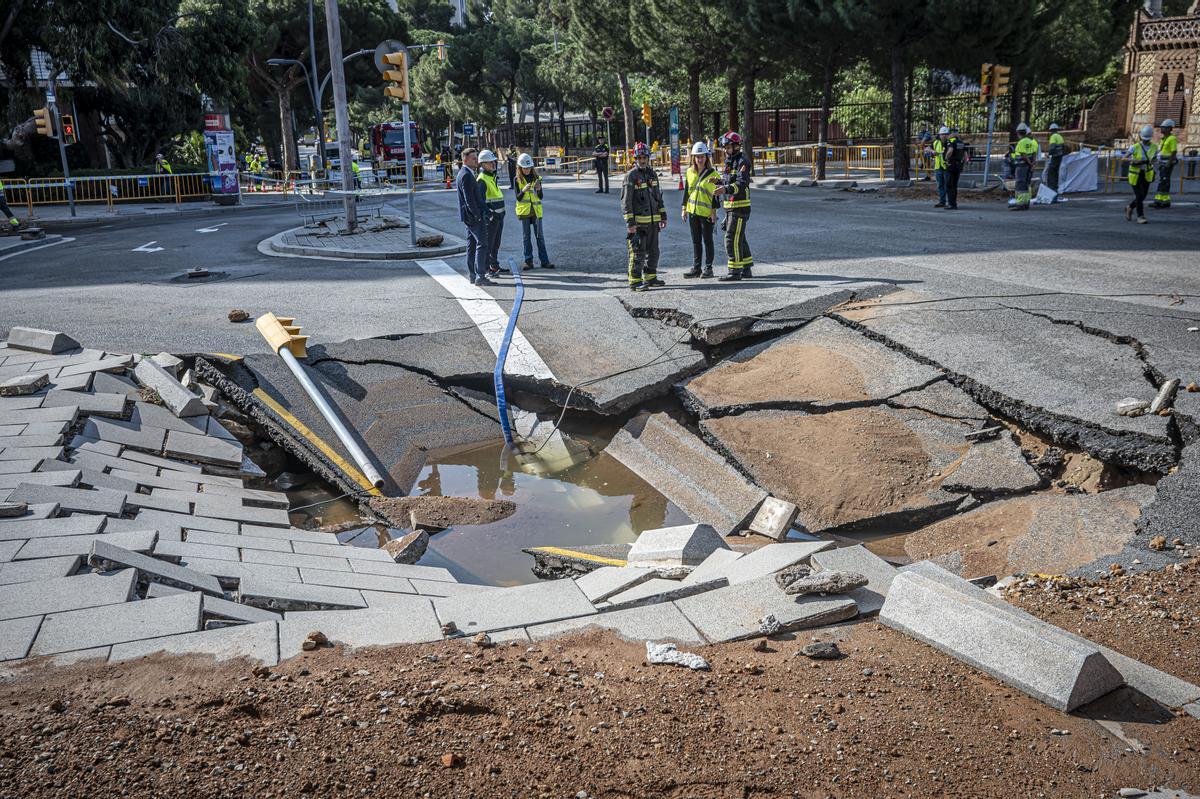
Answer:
574, 566, 657, 603
47, 372, 92, 391
239, 524, 338, 543
69, 437, 123, 456
0, 616, 43, 660
185, 529, 293, 553
0, 502, 58, 520
91, 371, 140, 397
201, 594, 283, 625
238, 575, 367, 612
120, 448, 203, 473
433, 578, 596, 635
626, 523, 731, 569
0, 459, 43, 475
15, 530, 157, 560
0, 433, 62, 448
242, 548, 352, 572
0, 569, 137, 620
133, 509, 239, 534
109, 621, 279, 665
101, 516, 180, 541
278, 601, 443, 657
528, 602, 706, 646
36, 457, 83, 473
348, 559, 457, 582
23, 421, 70, 436
0, 555, 80, 585
810, 544, 897, 615
41, 389, 127, 417
30, 592, 203, 657
56, 355, 134, 378
193, 494, 288, 526
879, 561, 1124, 712
1096, 646, 1200, 708
23, 350, 106, 373
0, 446, 65, 461
5, 483, 126, 516
693, 541, 836, 587
130, 401, 207, 434
47, 646, 111, 665
90, 540, 224, 596
0, 371, 48, 397
602, 577, 725, 609
177, 556, 300, 589
679, 548, 744, 587
675, 574, 859, 643
152, 539, 240, 563
605, 413, 768, 536
5, 326, 80, 355
164, 430, 243, 467
361, 590, 424, 607
0, 469, 80, 490
76, 467, 139, 494
298, 567, 415, 594
0, 540, 22, 561
291, 540, 392, 562
133, 359, 208, 418
108, 468, 201, 492
81, 417, 167, 452
125, 489, 192, 514
200, 484, 289, 508
0, 397, 44, 411
408, 579, 498, 597
70, 449, 157, 476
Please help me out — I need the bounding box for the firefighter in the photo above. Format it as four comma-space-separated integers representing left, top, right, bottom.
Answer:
1010, 123, 1037, 210
713, 131, 752, 281
680, 142, 719, 279
478, 149, 505, 276
932, 126, 948, 207
0, 179, 20, 233
620, 141, 666, 292
1126, 124, 1157, 224
593, 137, 611, 193
1152, 119, 1178, 209
943, 129, 966, 210
1045, 123, 1066, 199
514, 152, 554, 269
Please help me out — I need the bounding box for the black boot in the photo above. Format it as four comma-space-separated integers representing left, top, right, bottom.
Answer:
742, 266, 753, 278
701, 266, 714, 278
718, 271, 742, 282
647, 278, 666, 287
682, 267, 702, 279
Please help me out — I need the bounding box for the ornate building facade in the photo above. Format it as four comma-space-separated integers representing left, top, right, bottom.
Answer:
1123, 2, 1198, 145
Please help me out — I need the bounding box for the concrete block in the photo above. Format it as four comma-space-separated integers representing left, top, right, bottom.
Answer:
695, 541, 836, 587
0, 372, 49, 396
30, 592, 203, 657
125, 489, 192, 514
349, 559, 457, 582
0, 540, 22, 561
0, 433, 63, 448
101, 516, 181, 542
433, 579, 596, 635
0, 502, 58, 520
679, 548, 744, 587
0, 397, 44, 412
242, 548, 352, 572
0, 459, 43, 475
574, 566, 657, 603
626, 524, 730, 569
130, 401, 207, 434
603, 577, 725, 609
152, 539, 240, 563
120, 449, 203, 473
240, 524, 339, 544
278, 603, 443, 658
749, 497, 799, 540
5, 483, 126, 516
164, 430, 243, 467
0, 555, 80, 585
6, 326, 79, 355
56, 355, 133, 378
176, 556, 300, 590
76, 468, 138, 494
186, 529, 293, 553
409, 579, 497, 597
81, 417, 166, 453
90, 540, 224, 596
110, 621, 279, 665
810, 545, 897, 616
133, 509, 238, 534
133, 360, 207, 418
109, 469, 200, 493
42, 389, 127, 417
1, 406, 77, 426
194, 494, 288, 526
238, 576, 366, 612
202, 595, 282, 625
47, 372, 92, 392
0, 616, 43, 660
528, 602, 706, 646
879, 562, 1124, 712
69, 437, 123, 456
675, 574, 858, 643
36, 457, 83, 473
0, 446, 65, 462
201, 484, 289, 508
23, 421, 70, 437
0, 569, 137, 621
299, 567, 415, 594
0, 470, 80, 491
70, 450, 156, 476
91, 371, 140, 397
150, 352, 184, 377
16, 528, 155, 560
292, 540, 392, 562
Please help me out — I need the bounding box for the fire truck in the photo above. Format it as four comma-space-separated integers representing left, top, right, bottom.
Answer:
369, 121, 424, 179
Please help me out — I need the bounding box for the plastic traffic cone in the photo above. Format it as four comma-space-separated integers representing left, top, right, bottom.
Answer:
677, 172, 684, 190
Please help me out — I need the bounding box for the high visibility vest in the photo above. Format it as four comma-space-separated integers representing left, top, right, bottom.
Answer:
479, 170, 505, 210
1048, 132, 1065, 157
514, 173, 543, 218
159, 160, 173, 174
684, 165, 718, 217
1160, 134, 1178, 161
933, 139, 946, 170
351, 161, 360, 175
1128, 141, 1158, 185
1013, 136, 1038, 163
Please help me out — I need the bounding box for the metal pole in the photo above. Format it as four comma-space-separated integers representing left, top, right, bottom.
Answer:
402, 49, 416, 246
982, 96, 997, 188
46, 79, 75, 217
308, 0, 326, 167
322, 0, 356, 231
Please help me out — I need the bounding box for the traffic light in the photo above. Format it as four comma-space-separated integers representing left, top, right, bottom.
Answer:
60, 114, 77, 145
34, 107, 54, 137
979, 63, 993, 106
436, 40, 446, 63
382, 50, 410, 102
994, 65, 1012, 96
641, 102, 651, 127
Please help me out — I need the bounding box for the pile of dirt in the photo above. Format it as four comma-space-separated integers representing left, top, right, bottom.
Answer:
368, 495, 516, 529
3, 613, 1196, 798
689, 342, 869, 405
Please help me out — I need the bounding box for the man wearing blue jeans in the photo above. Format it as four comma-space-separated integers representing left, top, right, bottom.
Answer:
455, 147, 492, 286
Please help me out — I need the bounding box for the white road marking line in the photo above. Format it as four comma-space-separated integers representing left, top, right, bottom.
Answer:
196, 222, 229, 233
0, 236, 75, 261
132, 241, 164, 253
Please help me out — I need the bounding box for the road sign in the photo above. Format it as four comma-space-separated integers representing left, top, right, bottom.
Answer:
374, 40, 405, 74
602, 106, 614, 121
463, 123, 475, 136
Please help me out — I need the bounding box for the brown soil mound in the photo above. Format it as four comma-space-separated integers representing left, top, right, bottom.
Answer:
691, 342, 868, 405
3, 615, 1196, 798
368, 495, 516, 528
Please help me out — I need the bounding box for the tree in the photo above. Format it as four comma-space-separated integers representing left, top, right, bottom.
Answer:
567, 0, 643, 151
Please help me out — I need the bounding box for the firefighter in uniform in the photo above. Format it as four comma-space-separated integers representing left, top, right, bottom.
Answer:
1010, 123, 1037, 210
621, 142, 665, 292
1152, 119, 1177, 209
1126, 125, 1157, 224
1045, 123, 1066, 199
478, 149, 505, 275
714, 131, 752, 281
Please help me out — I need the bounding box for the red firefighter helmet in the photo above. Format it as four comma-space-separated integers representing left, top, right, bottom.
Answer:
720, 131, 742, 146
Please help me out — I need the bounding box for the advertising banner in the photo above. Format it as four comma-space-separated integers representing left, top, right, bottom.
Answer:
669, 106, 680, 175
204, 130, 239, 197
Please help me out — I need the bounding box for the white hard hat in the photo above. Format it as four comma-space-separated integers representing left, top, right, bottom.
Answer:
938, 126, 950, 135
1140, 124, 1154, 140
1048, 123, 1059, 130
478, 149, 498, 163
690, 142, 709, 156
1016, 122, 1030, 133
1160, 119, 1175, 128
517, 152, 534, 168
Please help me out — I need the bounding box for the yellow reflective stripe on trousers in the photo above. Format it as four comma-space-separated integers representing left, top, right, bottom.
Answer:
627, 237, 639, 285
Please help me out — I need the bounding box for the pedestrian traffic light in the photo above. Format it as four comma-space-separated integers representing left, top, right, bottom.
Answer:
382, 51, 410, 102
994, 65, 1012, 96
979, 63, 993, 106
60, 114, 77, 145
34, 107, 54, 137
641, 102, 651, 127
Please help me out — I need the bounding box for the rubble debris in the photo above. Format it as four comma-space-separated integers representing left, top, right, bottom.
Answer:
137, 386, 163, 405
963, 425, 1003, 440
758, 614, 781, 636
1148, 536, 1168, 551
748, 497, 799, 540
0, 372, 49, 396
1187, 382, 1199, 393
471, 632, 494, 648
625, 523, 729, 569
0, 501, 29, 518
798, 642, 842, 659
367, 496, 516, 530
772, 562, 811, 590
645, 641, 710, 671
416, 235, 444, 247
439, 752, 462, 768
228, 309, 250, 323
810, 545, 897, 616
1149, 378, 1180, 414
1115, 398, 1150, 417
383, 529, 429, 564
780, 570, 869, 596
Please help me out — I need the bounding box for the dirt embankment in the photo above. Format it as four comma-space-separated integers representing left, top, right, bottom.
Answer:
368, 495, 517, 529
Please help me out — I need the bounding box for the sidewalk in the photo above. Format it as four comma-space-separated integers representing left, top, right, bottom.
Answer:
264, 214, 466, 260
22, 192, 303, 228
0, 232, 65, 258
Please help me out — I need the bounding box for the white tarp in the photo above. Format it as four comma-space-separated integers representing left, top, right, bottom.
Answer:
1041, 149, 1099, 195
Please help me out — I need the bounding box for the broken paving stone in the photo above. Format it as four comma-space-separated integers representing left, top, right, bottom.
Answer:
150, 352, 183, 378
0, 372, 49, 396
748, 497, 799, 541
416, 235, 444, 247
781, 570, 869, 596
625, 523, 729, 569
1150, 378, 1180, 414
133, 360, 207, 418
1116, 398, 1150, 417
645, 641, 709, 671
799, 642, 842, 659
6, 326, 80, 355
940, 436, 1043, 495
471, 632, 494, 648
0, 502, 27, 518
383, 529, 428, 564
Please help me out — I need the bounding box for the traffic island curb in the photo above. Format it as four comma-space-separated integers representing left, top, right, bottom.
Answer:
263, 221, 467, 261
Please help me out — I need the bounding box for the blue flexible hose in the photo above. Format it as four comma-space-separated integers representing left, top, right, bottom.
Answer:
493, 256, 525, 445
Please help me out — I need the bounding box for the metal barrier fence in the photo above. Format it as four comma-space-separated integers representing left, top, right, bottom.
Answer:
2, 173, 210, 214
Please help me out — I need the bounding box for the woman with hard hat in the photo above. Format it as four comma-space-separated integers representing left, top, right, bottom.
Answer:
680, 142, 720, 279
514, 152, 555, 270
477, 149, 505, 275
1126, 125, 1158, 224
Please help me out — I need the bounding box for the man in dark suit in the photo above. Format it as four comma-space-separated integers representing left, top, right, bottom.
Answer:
455, 147, 492, 286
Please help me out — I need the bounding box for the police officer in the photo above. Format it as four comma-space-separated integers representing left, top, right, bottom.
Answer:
943, 129, 966, 210
0, 179, 20, 233
1126, 124, 1157, 224
1152, 119, 1178, 209
593, 137, 611, 193
932, 126, 949, 207
1010, 123, 1037, 210
713, 131, 752, 281
621, 142, 665, 292
1045, 123, 1066, 198
478, 149, 505, 276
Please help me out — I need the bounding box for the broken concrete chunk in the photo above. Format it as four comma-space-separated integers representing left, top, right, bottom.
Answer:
625, 523, 729, 569
0, 372, 49, 396
6, 327, 80, 355
0, 502, 28, 518
133, 360, 207, 418
574, 565, 656, 603
940, 436, 1043, 495
645, 641, 709, 671
799, 642, 841, 659
810, 545, 897, 616
1116, 398, 1150, 417
1149, 378, 1180, 414
748, 497, 799, 540
383, 529, 428, 564
88, 540, 224, 597
780, 570, 868, 596
675, 574, 858, 643
150, 352, 184, 378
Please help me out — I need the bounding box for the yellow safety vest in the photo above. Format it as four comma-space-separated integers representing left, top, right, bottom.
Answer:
479, 170, 504, 209
1128, 141, 1158, 185
684, 166, 718, 217
515, 173, 543, 218
159, 160, 173, 174
1159, 134, 1177, 160
1013, 136, 1038, 162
